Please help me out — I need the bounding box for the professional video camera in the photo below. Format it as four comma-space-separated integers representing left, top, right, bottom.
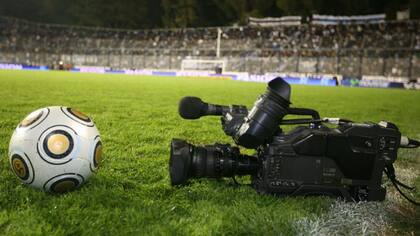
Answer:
169, 77, 419, 204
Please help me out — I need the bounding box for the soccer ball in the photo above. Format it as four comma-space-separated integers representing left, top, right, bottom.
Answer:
8, 106, 102, 193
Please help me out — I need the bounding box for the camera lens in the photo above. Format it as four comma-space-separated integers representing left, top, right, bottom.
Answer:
169, 139, 259, 185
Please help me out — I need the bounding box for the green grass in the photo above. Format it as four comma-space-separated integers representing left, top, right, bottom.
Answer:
0, 70, 419, 235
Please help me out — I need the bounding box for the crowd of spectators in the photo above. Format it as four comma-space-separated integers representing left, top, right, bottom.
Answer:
0, 16, 419, 77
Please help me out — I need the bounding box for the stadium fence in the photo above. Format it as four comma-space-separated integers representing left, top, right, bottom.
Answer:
0, 16, 419, 79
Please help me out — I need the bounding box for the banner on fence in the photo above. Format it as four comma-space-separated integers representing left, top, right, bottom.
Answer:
312, 14, 386, 25
1, 63, 418, 89
248, 16, 302, 27
341, 75, 419, 89
233, 72, 339, 86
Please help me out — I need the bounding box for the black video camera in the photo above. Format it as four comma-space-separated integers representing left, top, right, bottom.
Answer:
169, 78, 419, 203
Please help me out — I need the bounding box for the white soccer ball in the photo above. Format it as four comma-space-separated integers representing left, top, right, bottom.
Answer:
8, 106, 102, 193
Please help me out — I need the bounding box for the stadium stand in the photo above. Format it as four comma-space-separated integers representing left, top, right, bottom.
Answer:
0, 16, 419, 78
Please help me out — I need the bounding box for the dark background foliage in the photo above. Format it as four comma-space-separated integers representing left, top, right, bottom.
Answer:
0, 0, 418, 28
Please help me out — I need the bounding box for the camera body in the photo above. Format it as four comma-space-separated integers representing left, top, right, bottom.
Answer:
170, 77, 416, 202
252, 122, 400, 201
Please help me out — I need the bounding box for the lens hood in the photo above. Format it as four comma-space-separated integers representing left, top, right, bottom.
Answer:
169, 139, 191, 185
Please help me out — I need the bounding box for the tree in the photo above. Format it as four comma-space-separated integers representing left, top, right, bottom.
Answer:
162, 0, 198, 27
276, 0, 315, 17
0, 0, 417, 29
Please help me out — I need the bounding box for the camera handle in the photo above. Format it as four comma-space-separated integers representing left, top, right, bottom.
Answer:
279, 107, 324, 126
288, 107, 320, 119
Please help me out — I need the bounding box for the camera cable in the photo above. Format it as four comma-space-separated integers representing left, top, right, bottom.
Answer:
384, 164, 420, 206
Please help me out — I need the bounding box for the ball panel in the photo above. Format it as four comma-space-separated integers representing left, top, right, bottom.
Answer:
18, 108, 50, 130
11, 154, 29, 180
93, 141, 102, 168
89, 136, 102, 172
37, 125, 78, 165
43, 173, 84, 193
19, 110, 43, 127
50, 178, 79, 193
9, 152, 35, 184
47, 134, 70, 155
68, 108, 91, 122
61, 107, 94, 127
43, 130, 74, 158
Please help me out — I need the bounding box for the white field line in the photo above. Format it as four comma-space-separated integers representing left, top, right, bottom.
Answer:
293, 166, 419, 236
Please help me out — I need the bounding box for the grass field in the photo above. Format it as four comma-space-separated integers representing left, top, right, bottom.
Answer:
0, 70, 419, 235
